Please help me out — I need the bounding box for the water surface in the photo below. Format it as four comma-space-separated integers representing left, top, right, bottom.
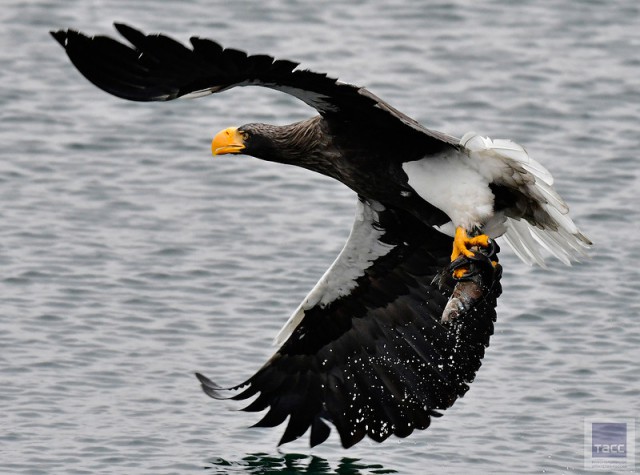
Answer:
1, 1, 639, 473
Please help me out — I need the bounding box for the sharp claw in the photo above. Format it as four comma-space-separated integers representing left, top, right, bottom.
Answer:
467, 240, 494, 263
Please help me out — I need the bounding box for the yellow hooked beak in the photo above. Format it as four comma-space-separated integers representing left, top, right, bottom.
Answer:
211, 127, 246, 156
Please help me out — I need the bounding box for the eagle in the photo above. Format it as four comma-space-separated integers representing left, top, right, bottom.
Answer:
51, 24, 590, 448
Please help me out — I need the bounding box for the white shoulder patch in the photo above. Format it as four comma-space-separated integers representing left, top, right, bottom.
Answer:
402, 150, 495, 231
273, 199, 394, 346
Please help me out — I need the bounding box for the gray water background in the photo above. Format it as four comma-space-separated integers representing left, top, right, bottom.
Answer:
1, 1, 639, 473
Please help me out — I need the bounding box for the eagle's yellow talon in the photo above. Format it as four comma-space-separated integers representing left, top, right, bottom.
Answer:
451, 227, 490, 262
453, 267, 469, 279
469, 234, 490, 248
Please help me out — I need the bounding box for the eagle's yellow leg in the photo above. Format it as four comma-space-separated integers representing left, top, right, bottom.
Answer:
451, 227, 491, 278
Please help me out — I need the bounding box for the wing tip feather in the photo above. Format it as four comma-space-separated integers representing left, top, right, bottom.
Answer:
195, 372, 227, 399
113, 22, 141, 43
50, 29, 68, 47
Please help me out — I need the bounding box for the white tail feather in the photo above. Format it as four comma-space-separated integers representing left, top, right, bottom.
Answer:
535, 180, 569, 214
461, 132, 592, 266
501, 217, 590, 266
501, 219, 548, 267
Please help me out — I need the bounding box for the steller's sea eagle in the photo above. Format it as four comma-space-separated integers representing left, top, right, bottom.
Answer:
51, 24, 590, 448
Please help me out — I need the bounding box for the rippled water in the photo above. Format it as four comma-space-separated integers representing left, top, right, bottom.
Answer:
1, 1, 639, 473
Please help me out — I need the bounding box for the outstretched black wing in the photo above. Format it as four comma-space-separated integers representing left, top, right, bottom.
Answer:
50, 24, 458, 146
197, 197, 502, 448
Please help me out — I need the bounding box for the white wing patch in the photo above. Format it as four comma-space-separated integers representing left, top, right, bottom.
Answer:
274, 199, 394, 346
